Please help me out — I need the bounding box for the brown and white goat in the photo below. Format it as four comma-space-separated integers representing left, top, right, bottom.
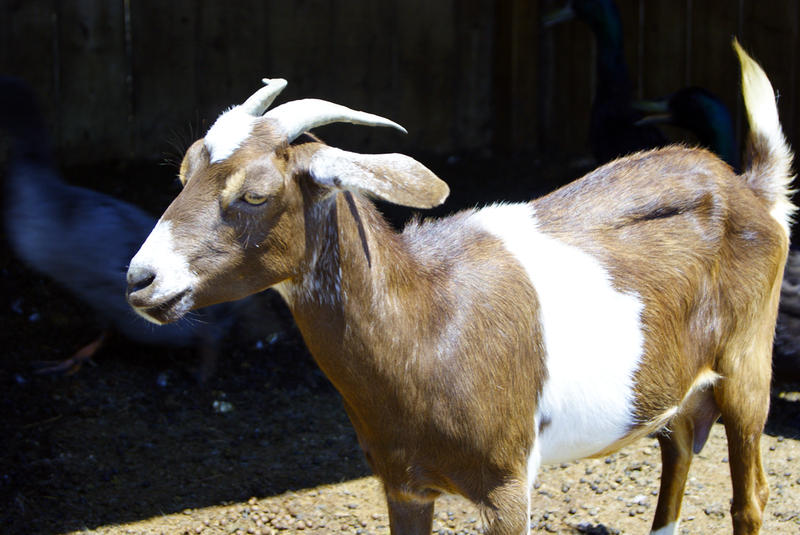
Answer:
127, 41, 792, 535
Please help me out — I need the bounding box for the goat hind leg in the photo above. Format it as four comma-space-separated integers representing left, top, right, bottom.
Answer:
721, 404, 770, 535
716, 342, 772, 534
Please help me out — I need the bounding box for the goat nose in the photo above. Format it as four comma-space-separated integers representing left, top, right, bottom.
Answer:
126, 264, 156, 296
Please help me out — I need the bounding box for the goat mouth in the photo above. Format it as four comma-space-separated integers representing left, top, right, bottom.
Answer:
133, 289, 193, 325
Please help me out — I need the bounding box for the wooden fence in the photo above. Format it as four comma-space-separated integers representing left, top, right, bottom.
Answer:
1, 0, 798, 166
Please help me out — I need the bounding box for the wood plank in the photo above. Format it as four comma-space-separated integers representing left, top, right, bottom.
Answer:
615, 0, 641, 99
540, 0, 595, 158
688, 0, 741, 141
57, 0, 128, 164
195, 2, 271, 115
128, 0, 199, 163
452, 0, 495, 152
0, 0, 60, 150
5, 0, 798, 166
639, 0, 689, 100
389, 0, 460, 153
741, 0, 799, 156
494, 0, 539, 153
263, 1, 419, 152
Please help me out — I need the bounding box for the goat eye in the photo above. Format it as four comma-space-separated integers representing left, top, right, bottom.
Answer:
242, 191, 268, 206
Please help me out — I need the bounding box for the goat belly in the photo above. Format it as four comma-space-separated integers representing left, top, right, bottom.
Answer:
469, 203, 644, 464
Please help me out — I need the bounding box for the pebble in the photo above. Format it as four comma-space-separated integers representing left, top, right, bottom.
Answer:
704, 503, 726, 519
212, 400, 235, 413
156, 372, 169, 387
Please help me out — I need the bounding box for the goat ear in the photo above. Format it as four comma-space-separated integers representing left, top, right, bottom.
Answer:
308, 146, 449, 209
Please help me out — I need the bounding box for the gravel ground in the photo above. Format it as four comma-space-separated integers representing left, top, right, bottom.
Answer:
61, 417, 800, 535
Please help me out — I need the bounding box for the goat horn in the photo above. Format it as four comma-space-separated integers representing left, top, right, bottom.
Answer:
240, 78, 288, 116
264, 99, 407, 142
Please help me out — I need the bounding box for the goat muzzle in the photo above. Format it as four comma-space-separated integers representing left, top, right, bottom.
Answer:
126, 265, 193, 325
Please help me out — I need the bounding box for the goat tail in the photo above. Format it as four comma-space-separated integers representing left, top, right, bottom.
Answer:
734, 38, 796, 236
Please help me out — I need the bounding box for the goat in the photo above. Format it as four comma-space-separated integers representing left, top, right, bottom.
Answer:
126, 41, 792, 535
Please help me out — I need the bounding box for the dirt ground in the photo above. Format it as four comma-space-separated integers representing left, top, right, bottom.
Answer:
1, 158, 799, 535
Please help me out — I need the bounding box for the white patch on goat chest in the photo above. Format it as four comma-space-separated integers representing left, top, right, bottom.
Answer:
471, 203, 645, 466
204, 107, 257, 163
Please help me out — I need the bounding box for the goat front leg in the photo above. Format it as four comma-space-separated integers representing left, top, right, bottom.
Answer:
479, 476, 531, 535
651, 415, 695, 535
651, 388, 720, 534
385, 493, 435, 535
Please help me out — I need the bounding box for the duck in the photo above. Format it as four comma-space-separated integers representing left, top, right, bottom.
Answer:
545, 0, 667, 163
1, 76, 232, 379
634, 86, 739, 171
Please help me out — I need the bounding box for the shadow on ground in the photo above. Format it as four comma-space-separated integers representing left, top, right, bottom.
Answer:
0, 275, 373, 534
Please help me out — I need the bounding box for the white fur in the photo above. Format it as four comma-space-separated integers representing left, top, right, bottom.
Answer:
308, 147, 362, 188
650, 521, 679, 535
204, 107, 257, 163
526, 419, 543, 489
129, 220, 197, 322
526, 418, 542, 534
270, 199, 343, 309
738, 41, 795, 237
472, 203, 644, 465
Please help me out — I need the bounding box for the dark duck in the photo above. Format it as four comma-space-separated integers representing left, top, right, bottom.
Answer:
1, 76, 231, 378
635, 86, 739, 171
545, 0, 667, 163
